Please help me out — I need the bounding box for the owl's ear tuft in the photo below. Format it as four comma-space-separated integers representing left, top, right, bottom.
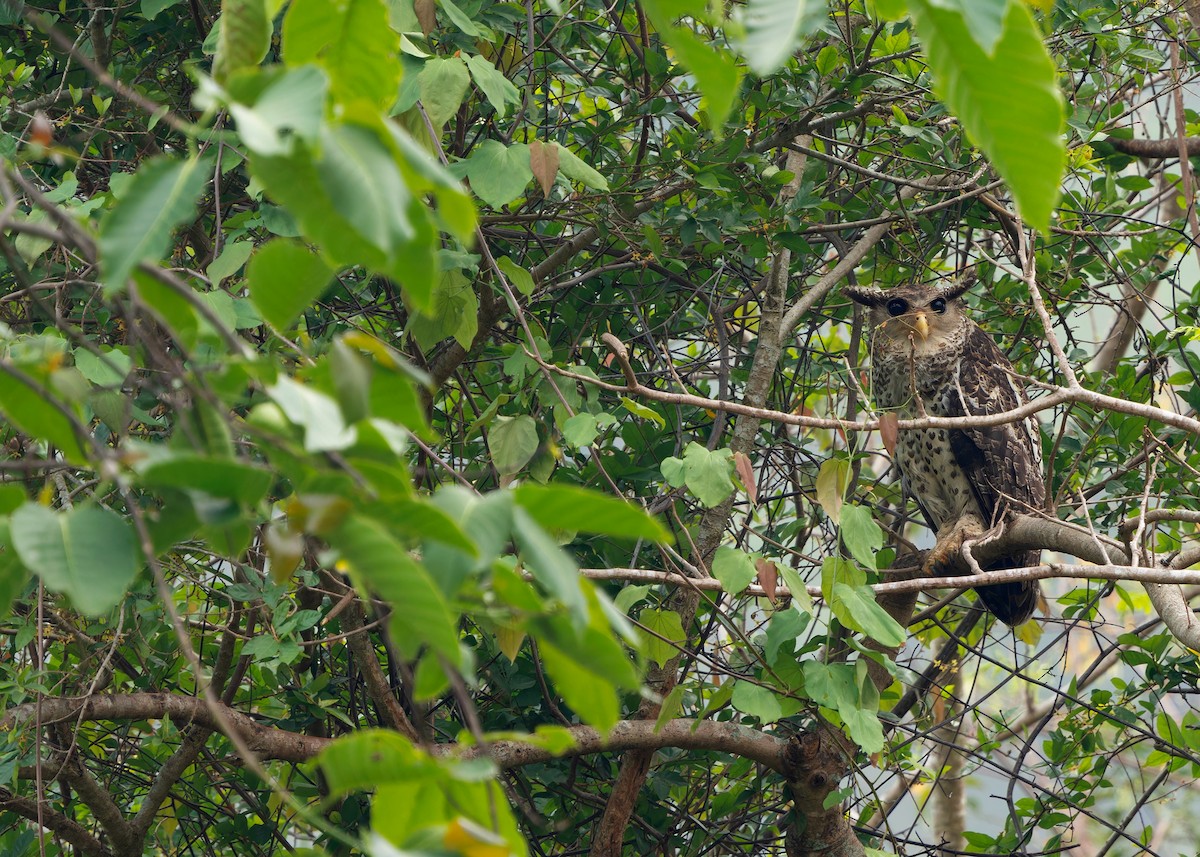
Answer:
844, 285, 888, 307
937, 269, 978, 301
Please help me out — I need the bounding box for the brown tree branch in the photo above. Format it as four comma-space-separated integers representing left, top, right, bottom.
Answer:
2, 693, 330, 763
0, 787, 114, 857
1105, 135, 1200, 158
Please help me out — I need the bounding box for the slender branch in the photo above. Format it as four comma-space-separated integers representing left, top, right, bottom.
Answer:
584, 340, 1200, 437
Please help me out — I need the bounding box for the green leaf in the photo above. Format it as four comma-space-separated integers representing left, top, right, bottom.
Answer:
821, 555, 863, 603
736, 0, 815, 76
561, 412, 599, 448
332, 516, 461, 664
0, 529, 30, 620
512, 507, 586, 621
639, 608, 685, 665
539, 638, 619, 732
282, 0, 401, 109
777, 563, 814, 614
74, 348, 131, 388
487, 415, 539, 475
842, 706, 886, 753
138, 454, 274, 505
908, 0, 1064, 231
839, 504, 883, 568
213, 0, 271, 82
267, 376, 357, 451
831, 583, 906, 647
763, 606, 807, 666
552, 144, 609, 191
251, 121, 438, 312
406, 269, 478, 349
711, 546, 756, 595
142, 0, 183, 19
0, 372, 86, 463
513, 483, 671, 543
318, 729, 434, 796
936, 0, 1008, 55
246, 238, 335, 331
654, 685, 686, 732
436, 0, 480, 35
496, 256, 535, 296
11, 504, 140, 616
227, 65, 328, 157
206, 240, 254, 285
668, 442, 735, 508
731, 681, 800, 724
815, 457, 849, 524
419, 56, 471, 127
466, 54, 520, 118
465, 140, 533, 209
99, 156, 208, 295
643, 7, 743, 132
621, 396, 666, 428
614, 584, 652, 615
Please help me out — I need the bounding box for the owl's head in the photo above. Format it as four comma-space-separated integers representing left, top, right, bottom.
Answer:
845, 277, 974, 353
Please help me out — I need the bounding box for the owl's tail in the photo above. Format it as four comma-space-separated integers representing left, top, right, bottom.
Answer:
975, 551, 1041, 626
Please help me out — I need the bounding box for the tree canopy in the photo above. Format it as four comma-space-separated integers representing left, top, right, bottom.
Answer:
2, 0, 1200, 855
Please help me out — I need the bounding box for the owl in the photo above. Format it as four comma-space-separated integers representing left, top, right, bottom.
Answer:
845, 279, 1045, 625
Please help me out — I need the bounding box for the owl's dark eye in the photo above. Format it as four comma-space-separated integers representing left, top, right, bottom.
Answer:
930, 298, 947, 313
886, 299, 908, 317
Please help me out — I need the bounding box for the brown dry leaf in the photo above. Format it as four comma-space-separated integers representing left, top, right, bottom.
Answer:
733, 451, 757, 505
879, 412, 899, 456
414, 0, 436, 35
529, 139, 560, 196
755, 557, 778, 602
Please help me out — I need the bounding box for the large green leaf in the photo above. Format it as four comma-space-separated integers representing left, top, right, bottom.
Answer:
406, 269, 478, 349
11, 504, 140, 616
138, 454, 274, 506
251, 121, 438, 311
213, 0, 271, 82
539, 637, 619, 732
711, 546, 756, 595
466, 54, 520, 118
512, 507, 586, 621
839, 504, 883, 569
639, 608, 686, 666
660, 442, 735, 508
267, 376, 357, 451
642, 0, 743, 132
419, 56, 471, 127
99, 156, 208, 295
908, 0, 1064, 231
465, 141, 533, 209
246, 238, 335, 331
0, 372, 86, 463
331, 516, 461, 664
282, 0, 400, 109
513, 483, 671, 543
487, 415, 539, 475
831, 582, 906, 647
226, 65, 328, 157
735, 0, 817, 76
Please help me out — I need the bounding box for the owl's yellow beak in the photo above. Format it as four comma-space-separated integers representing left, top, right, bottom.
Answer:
913, 313, 930, 339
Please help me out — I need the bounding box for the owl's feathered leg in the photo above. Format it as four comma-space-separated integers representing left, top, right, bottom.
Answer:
923, 513, 986, 576
925, 515, 1040, 625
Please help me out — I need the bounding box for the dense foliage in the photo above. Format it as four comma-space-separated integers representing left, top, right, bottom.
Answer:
1, 0, 1199, 855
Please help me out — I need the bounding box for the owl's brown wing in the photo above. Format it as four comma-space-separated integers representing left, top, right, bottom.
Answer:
943, 324, 1045, 625
943, 324, 1045, 521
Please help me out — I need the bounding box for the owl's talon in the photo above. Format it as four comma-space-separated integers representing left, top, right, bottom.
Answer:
924, 515, 985, 577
